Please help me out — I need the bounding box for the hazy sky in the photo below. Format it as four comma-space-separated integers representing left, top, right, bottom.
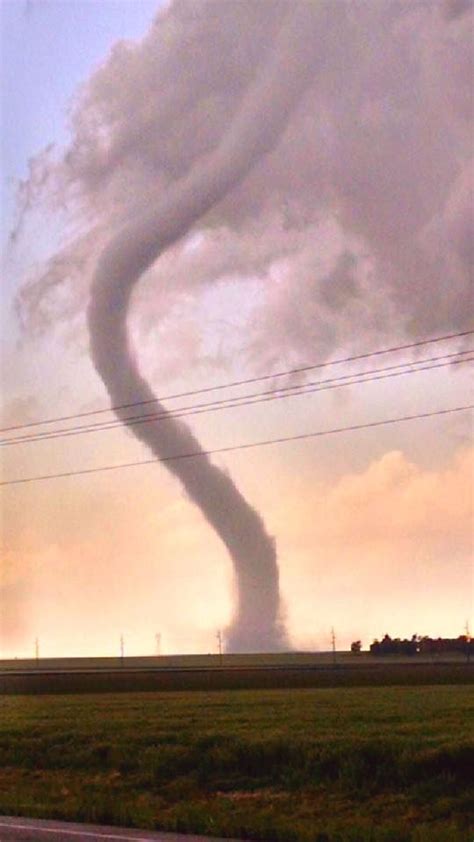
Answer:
1, 0, 473, 658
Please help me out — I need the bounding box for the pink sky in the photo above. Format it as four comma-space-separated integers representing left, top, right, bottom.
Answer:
1, 0, 472, 657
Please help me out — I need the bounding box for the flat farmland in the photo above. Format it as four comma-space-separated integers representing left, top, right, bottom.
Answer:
0, 686, 473, 842
1, 651, 470, 672
1, 652, 472, 695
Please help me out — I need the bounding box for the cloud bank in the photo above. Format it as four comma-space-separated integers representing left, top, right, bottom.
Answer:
281, 445, 473, 646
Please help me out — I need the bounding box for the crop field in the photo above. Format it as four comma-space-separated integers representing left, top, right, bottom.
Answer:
1, 652, 472, 695
0, 685, 473, 842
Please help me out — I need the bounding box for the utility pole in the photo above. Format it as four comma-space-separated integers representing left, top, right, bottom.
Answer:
120, 634, 124, 665
216, 629, 223, 666
331, 627, 336, 666
155, 633, 161, 656
35, 638, 39, 661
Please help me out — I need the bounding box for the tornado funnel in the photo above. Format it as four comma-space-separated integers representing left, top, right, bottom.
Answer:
88, 2, 329, 651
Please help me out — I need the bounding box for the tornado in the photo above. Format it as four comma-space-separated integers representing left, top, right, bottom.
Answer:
88, 2, 331, 652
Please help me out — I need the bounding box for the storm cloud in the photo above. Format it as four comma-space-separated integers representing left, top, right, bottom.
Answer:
9, 0, 473, 650
15, 0, 472, 367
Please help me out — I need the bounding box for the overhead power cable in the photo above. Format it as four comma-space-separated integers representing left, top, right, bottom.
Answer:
1, 403, 471, 487
2, 349, 472, 447
2, 328, 472, 434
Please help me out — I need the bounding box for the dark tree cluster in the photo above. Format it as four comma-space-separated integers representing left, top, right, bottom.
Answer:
369, 634, 472, 657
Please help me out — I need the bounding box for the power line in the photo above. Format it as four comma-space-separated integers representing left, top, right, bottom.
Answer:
3, 352, 470, 446
2, 328, 472, 434
2, 350, 471, 447
3, 351, 469, 445
2, 404, 471, 487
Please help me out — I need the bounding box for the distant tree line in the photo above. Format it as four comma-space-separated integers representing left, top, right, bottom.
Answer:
367, 634, 472, 657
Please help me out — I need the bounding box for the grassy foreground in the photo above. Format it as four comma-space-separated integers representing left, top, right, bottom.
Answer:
0, 686, 473, 841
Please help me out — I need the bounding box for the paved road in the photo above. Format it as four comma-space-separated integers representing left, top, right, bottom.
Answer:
0, 818, 247, 842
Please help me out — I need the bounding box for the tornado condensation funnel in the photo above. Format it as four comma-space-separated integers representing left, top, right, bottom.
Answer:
88, 2, 332, 652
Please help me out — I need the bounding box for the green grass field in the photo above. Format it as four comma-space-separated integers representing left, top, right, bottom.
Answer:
0, 686, 472, 841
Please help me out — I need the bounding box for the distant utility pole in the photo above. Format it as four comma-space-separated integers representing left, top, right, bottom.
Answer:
155, 633, 161, 656
120, 634, 124, 664
35, 638, 39, 661
217, 629, 223, 666
331, 627, 336, 666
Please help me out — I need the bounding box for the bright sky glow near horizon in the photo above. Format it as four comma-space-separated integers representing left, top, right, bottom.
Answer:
1, 0, 473, 659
